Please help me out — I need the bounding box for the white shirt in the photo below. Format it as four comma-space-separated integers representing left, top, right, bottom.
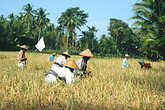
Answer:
52, 67, 74, 85
122, 58, 129, 68
51, 56, 66, 69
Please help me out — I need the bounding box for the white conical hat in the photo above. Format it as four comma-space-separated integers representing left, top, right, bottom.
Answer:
79, 49, 93, 57
125, 54, 129, 57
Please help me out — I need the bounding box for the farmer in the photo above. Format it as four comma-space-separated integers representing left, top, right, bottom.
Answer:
17, 45, 28, 67
121, 54, 129, 68
48, 53, 56, 61
74, 49, 93, 77
139, 60, 152, 69
51, 51, 71, 69
45, 60, 79, 85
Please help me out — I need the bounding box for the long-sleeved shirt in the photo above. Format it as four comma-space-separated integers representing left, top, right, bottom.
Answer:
74, 58, 87, 75
51, 56, 66, 69
46, 67, 74, 85
122, 58, 129, 68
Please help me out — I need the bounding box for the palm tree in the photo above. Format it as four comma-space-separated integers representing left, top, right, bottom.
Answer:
54, 26, 64, 49
35, 8, 50, 41
80, 26, 97, 51
98, 34, 115, 55
0, 15, 9, 50
7, 13, 15, 42
130, 0, 165, 58
81, 31, 88, 49
87, 26, 98, 51
99, 34, 107, 53
58, 7, 88, 50
22, 3, 35, 28
45, 23, 57, 49
14, 19, 29, 45
108, 18, 126, 52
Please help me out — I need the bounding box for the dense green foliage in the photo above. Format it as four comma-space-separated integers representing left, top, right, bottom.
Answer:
57, 7, 88, 50
0, 1, 164, 60
130, 0, 165, 60
107, 18, 139, 57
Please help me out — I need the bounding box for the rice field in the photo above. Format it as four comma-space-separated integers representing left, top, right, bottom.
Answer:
0, 51, 165, 110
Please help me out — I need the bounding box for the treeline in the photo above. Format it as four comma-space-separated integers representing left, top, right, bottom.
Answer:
0, 0, 164, 61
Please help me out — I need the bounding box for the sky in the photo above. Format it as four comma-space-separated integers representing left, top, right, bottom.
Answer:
0, 0, 138, 39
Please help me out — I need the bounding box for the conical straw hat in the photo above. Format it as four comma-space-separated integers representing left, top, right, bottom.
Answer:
61, 51, 71, 58
20, 45, 27, 50
79, 49, 93, 57
64, 60, 79, 69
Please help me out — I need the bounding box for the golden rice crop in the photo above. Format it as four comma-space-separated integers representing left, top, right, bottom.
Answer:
0, 51, 164, 109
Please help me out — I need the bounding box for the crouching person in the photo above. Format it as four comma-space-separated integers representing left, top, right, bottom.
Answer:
45, 60, 79, 85
139, 60, 152, 69
74, 49, 93, 77
51, 51, 71, 68
122, 54, 129, 68
48, 53, 56, 61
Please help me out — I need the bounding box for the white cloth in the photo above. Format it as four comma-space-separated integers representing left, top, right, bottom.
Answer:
45, 74, 57, 84
122, 58, 129, 68
35, 37, 45, 52
18, 61, 26, 68
45, 67, 75, 85
46, 56, 75, 85
51, 56, 66, 69
18, 63, 24, 67
51, 67, 74, 85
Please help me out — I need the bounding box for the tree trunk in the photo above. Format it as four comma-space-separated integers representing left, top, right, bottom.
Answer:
72, 32, 74, 49
75, 38, 76, 50
92, 37, 94, 51
28, 16, 30, 28
38, 26, 41, 41
115, 30, 119, 56
55, 33, 58, 50
115, 31, 119, 50
66, 31, 69, 50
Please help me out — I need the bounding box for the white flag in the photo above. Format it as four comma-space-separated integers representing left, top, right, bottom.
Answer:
35, 37, 45, 52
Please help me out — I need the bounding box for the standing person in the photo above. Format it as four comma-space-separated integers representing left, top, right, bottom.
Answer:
48, 53, 56, 61
51, 51, 71, 69
121, 54, 129, 68
45, 60, 79, 85
17, 45, 28, 67
74, 49, 94, 77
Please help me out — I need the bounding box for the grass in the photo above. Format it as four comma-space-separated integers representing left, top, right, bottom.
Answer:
0, 51, 165, 109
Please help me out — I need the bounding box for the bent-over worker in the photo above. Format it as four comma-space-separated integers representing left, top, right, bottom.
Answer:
45, 60, 79, 85
74, 49, 93, 77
